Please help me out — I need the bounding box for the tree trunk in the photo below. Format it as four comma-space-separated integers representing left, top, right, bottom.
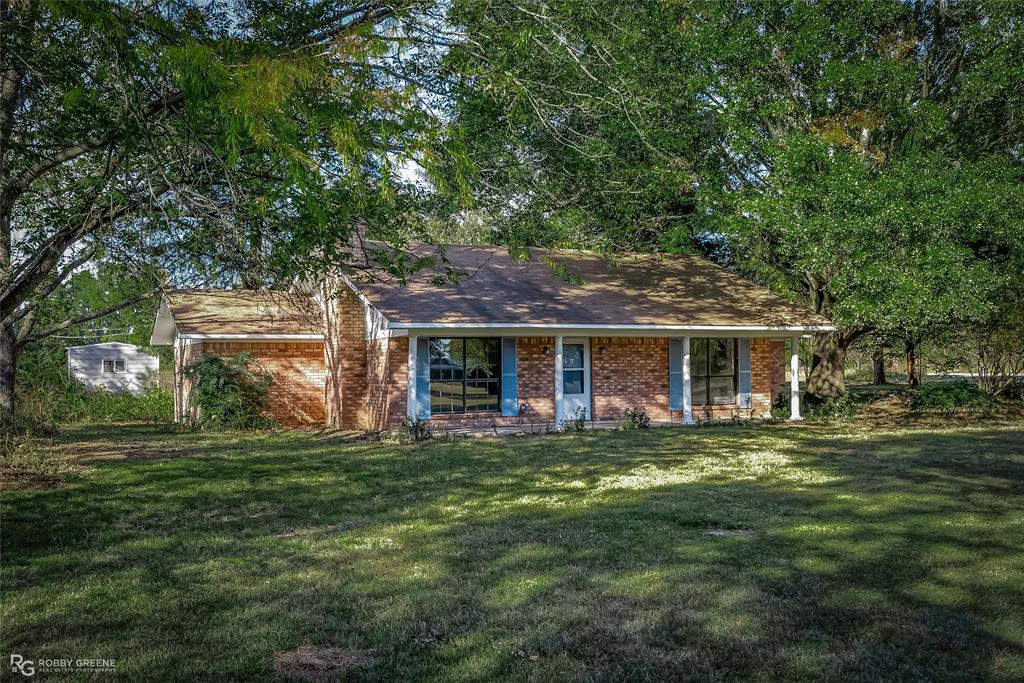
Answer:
806, 331, 847, 403
906, 340, 919, 387
872, 347, 888, 385
0, 321, 15, 430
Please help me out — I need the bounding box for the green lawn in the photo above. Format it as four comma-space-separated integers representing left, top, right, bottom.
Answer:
3, 421, 1024, 681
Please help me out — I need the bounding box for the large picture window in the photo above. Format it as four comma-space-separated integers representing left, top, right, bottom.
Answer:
691, 338, 736, 406
429, 338, 501, 414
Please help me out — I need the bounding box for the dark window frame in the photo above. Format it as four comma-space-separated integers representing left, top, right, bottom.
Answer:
102, 359, 127, 374
691, 338, 737, 406
428, 337, 503, 414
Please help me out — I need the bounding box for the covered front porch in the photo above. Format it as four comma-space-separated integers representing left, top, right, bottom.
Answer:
400, 327, 812, 430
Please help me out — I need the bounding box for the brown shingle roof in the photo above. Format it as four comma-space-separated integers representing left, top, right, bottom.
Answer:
163, 289, 321, 336
352, 245, 831, 328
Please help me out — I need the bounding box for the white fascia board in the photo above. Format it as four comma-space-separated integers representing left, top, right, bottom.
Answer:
380, 323, 832, 338
178, 333, 324, 340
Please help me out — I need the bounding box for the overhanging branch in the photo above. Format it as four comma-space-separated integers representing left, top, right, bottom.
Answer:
16, 288, 160, 349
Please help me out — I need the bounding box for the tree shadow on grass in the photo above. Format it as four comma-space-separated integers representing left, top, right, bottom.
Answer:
2, 423, 1023, 680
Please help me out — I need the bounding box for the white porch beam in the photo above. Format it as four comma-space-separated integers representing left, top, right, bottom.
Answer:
407, 335, 418, 419
790, 335, 802, 421
554, 335, 564, 428
682, 335, 694, 425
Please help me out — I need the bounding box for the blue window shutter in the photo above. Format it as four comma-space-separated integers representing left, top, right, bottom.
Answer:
415, 337, 431, 419
669, 338, 682, 411
738, 338, 752, 409
501, 337, 518, 416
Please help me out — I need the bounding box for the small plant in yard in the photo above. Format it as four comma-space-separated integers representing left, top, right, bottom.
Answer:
620, 407, 651, 429
728, 412, 753, 426
184, 352, 275, 429
391, 415, 433, 442
911, 380, 1003, 414
560, 406, 588, 432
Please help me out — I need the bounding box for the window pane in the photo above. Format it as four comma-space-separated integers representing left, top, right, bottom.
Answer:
708, 338, 734, 375
563, 344, 584, 369
709, 376, 736, 404
692, 378, 710, 406
114, 360, 126, 373
430, 339, 464, 382
102, 360, 114, 373
431, 381, 464, 414
464, 338, 500, 379
465, 380, 499, 412
691, 339, 708, 376
563, 370, 584, 395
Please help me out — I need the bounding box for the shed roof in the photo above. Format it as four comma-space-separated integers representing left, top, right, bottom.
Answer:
351, 245, 831, 329
66, 342, 139, 349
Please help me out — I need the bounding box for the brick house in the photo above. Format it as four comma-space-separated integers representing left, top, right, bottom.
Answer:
150, 246, 832, 429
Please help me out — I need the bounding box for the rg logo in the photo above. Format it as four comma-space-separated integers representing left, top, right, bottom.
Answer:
9, 654, 34, 677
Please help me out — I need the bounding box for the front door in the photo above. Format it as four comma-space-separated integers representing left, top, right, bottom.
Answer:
561, 338, 591, 419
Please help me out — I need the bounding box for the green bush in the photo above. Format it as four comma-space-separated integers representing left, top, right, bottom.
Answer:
805, 394, 860, 421
620, 407, 651, 429
560, 406, 588, 433
910, 381, 1003, 414
184, 353, 275, 429
771, 392, 859, 422
385, 416, 434, 443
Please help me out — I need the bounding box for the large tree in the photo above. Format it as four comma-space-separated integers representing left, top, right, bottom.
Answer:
0, 0, 468, 426
685, 0, 1024, 399
449, 0, 1024, 400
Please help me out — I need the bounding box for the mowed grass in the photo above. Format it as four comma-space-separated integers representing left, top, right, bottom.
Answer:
3, 421, 1024, 681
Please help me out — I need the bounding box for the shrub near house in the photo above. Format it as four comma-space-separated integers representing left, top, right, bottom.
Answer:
184, 353, 275, 429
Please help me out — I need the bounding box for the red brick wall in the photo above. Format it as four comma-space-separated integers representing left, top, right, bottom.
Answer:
366, 336, 408, 430
769, 340, 787, 404
177, 340, 326, 426
323, 283, 369, 429
179, 323, 792, 431
750, 338, 775, 416
591, 337, 670, 421
515, 336, 556, 422
402, 335, 787, 430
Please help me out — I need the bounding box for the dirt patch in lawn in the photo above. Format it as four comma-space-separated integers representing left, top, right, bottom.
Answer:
273, 646, 375, 681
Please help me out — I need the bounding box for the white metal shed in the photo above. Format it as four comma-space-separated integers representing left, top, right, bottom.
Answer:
66, 342, 159, 395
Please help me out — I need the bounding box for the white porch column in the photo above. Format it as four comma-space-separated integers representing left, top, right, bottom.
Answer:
407, 335, 418, 419
682, 335, 694, 425
554, 335, 564, 428
790, 335, 802, 421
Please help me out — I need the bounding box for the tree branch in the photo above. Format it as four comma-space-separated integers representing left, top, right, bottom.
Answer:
16, 288, 159, 348
0, 92, 183, 208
